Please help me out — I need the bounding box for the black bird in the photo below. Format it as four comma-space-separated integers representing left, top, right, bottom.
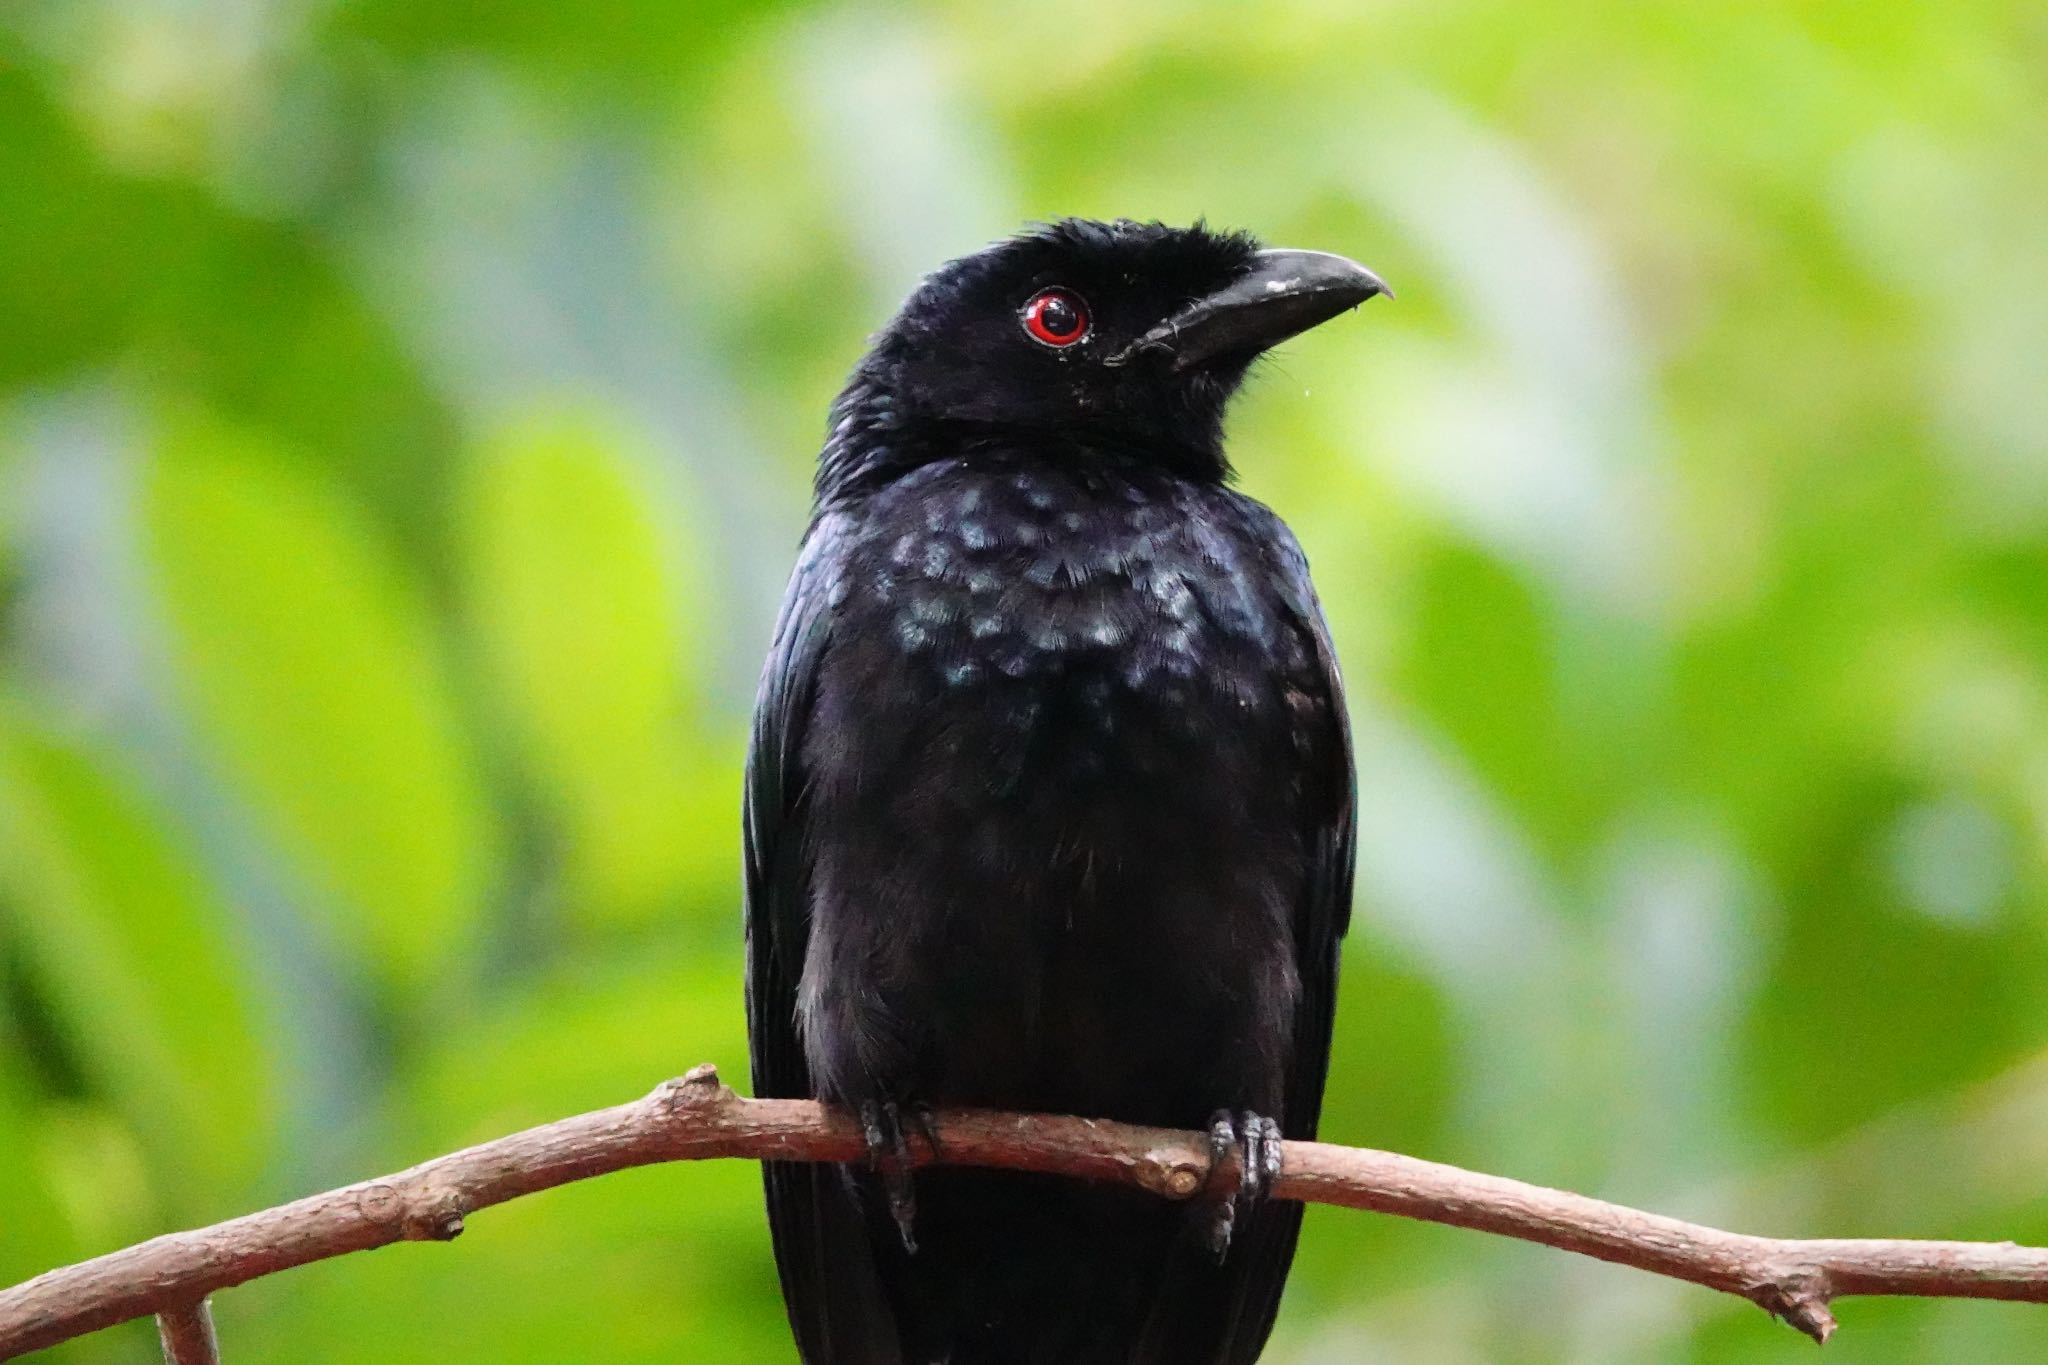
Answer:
745, 218, 1385, 1364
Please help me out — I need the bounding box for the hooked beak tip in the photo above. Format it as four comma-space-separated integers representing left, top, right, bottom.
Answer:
1109, 248, 1391, 369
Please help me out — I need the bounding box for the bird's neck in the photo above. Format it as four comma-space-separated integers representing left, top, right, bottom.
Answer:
815, 378, 1230, 508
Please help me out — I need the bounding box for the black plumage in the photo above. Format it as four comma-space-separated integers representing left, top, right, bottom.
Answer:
744, 218, 1386, 1364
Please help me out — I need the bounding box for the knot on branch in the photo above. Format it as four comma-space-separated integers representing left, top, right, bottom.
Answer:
1122, 1137, 1212, 1203
1131, 1146, 1208, 1200
1752, 1268, 1838, 1344
649, 1064, 733, 1114
403, 1194, 468, 1242
353, 1183, 467, 1242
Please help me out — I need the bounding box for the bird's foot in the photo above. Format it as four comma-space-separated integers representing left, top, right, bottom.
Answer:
1197, 1109, 1284, 1261
860, 1099, 925, 1253
904, 1100, 941, 1158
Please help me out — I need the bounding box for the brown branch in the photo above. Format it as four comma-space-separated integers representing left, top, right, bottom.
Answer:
3, 1062, 2046, 1360
154, 1301, 218, 1365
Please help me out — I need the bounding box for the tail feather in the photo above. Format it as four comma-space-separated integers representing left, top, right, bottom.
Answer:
768, 1168, 1298, 1365
763, 1160, 903, 1364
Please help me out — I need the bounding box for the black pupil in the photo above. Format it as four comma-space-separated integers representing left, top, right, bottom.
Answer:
1037, 295, 1080, 338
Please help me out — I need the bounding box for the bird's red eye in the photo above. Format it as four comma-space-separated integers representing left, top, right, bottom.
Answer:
1021, 289, 1089, 347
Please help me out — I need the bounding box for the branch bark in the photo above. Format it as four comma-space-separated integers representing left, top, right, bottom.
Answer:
154, 1301, 219, 1365
3, 1062, 2046, 1360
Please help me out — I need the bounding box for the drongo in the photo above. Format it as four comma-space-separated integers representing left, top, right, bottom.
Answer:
744, 218, 1385, 1364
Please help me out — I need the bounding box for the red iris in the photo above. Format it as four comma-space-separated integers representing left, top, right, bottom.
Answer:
1021, 289, 1089, 347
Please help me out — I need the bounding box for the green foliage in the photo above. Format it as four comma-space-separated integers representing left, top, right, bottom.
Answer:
0, 713, 273, 1199
3, 1, 2047, 1360
144, 414, 494, 992
461, 408, 715, 929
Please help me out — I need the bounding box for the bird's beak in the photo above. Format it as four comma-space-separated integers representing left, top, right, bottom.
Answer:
1106, 249, 1392, 371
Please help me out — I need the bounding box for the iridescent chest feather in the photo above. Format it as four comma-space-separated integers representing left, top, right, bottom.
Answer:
817, 457, 1311, 799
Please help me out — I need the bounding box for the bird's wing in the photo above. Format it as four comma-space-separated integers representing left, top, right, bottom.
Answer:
1266, 516, 1357, 1144
1146, 503, 1358, 1365
745, 513, 901, 1364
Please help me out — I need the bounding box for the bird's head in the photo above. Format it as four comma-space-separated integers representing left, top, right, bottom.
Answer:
818, 218, 1389, 498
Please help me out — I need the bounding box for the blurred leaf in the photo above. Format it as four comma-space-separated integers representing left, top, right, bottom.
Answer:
0, 69, 186, 386
461, 407, 720, 929
0, 1039, 76, 1287
0, 65, 450, 545
34, 1100, 160, 1256
1393, 539, 1601, 863
141, 411, 494, 987
326, 0, 797, 94
1744, 773, 2048, 1146
150, 219, 468, 555
0, 707, 274, 1195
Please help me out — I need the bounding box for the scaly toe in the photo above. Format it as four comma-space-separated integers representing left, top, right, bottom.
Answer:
1200, 1108, 1246, 1261
858, 1099, 920, 1254
1237, 1109, 1267, 1203
1258, 1115, 1284, 1183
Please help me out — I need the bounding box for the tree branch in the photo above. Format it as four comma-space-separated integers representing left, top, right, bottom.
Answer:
154, 1301, 219, 1365
3, 1062, 2046, 1360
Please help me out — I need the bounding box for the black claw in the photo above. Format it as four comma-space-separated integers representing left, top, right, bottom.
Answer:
1200, 1109, 1243, 1261
860, 1100, 888, 1155
859, 1100, 921, 1254
1208, 1110, 1237, 1157
888, 1101, 917, 1167
1203, 1201, 1237, 1260
1194, 1108, 1284, 1262
907, 1102, 941, 1159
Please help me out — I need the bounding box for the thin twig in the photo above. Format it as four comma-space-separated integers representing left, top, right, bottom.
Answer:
3, 1062, 2046, 1360
154, 1301, 218, 1365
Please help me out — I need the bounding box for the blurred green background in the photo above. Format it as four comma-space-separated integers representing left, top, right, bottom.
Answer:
3, 2, 2048, 1361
